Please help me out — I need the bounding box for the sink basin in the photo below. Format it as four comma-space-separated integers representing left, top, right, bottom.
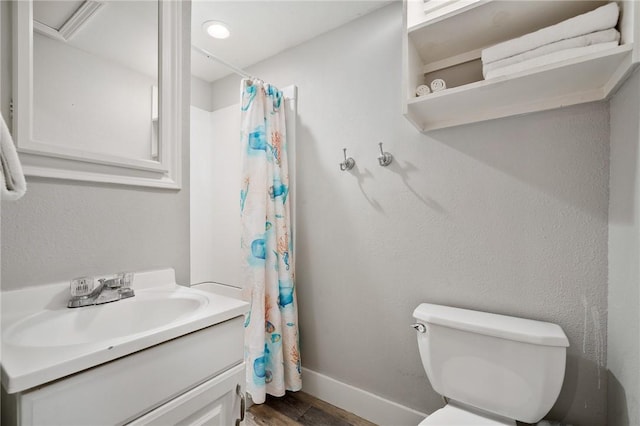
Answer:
1, 268, 250, 394
3, 291, 208, 347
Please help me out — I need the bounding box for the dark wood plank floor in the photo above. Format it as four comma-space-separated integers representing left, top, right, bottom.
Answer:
246, 391, 377, 426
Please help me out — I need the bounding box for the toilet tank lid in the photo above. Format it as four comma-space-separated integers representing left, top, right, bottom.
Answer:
413, 303, 569, 347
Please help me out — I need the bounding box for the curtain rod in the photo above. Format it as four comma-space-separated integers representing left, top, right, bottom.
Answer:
191, 45, 255, 80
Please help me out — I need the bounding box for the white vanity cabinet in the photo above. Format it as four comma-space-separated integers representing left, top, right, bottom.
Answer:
403, 0, 640, 131
2, 318, 245, 426
129, 363, 244, 426
2, 317, 246, 426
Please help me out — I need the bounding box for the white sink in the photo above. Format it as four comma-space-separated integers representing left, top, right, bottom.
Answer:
4, 291, 208, 348
1, 268, 249, 394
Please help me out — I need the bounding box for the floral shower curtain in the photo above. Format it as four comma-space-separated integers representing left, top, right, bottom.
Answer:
240, 79, 302, 404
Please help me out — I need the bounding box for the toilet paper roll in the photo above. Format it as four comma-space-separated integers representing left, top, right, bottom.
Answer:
430, 78, 447, 92
415, 84, 431, 97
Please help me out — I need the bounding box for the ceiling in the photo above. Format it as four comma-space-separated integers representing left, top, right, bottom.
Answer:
191, 1, 393, 83
32, 1, 393, 84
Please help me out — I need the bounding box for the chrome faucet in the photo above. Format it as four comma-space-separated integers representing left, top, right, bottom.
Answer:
68, 273, 135, 308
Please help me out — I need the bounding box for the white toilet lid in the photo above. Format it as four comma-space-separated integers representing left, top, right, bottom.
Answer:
419, 403, 515, 426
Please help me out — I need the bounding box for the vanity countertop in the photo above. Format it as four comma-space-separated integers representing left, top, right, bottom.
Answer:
1, 268, 249, 394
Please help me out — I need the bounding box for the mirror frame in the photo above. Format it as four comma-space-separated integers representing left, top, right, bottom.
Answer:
12, 1, 183, 189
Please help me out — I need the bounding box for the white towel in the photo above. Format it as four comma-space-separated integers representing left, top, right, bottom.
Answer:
416, 84, 431, 96
430, 78, 447, 92
484, 41, 619, 79
0, 113, 27, 201
482, 2, 619, 64
483, 29, 620, 78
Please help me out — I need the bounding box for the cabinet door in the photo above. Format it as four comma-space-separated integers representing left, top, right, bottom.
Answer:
129, 363, 245, 426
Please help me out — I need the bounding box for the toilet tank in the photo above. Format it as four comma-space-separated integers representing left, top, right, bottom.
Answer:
413, 303, 569, 424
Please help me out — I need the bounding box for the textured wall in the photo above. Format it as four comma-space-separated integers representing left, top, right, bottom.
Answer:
1, 180, 190, 289
0, 2, 192, 290
210, 4, 610, 424
608, 68, 640, 426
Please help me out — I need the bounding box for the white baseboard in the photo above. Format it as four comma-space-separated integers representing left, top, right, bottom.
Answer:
301, 368, 427, 426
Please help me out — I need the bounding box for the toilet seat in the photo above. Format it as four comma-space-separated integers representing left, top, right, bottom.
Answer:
419, 402, 516, 426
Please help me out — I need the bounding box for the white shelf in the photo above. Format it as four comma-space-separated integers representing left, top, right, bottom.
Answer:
403, 0, 639, 132
406, 45, 633, 131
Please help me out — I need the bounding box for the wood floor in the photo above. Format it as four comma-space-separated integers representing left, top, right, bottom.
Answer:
245, 391, 377, 426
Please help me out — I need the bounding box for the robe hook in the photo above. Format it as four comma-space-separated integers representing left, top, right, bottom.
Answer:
340, 148, 356, 171
377, 142, 393, 167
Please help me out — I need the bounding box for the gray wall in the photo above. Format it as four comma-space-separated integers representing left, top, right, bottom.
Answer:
608, 68, 640, 426
211, 4, 609, 424
0, 2, 192, 289
191, 75, 213, 112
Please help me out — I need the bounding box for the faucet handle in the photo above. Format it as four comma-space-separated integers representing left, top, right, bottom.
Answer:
70, 276, 95, 297
117, 272, 135, 299
100, 277, 122, 288
99, 272, 134, 289
118, 272, 134, 288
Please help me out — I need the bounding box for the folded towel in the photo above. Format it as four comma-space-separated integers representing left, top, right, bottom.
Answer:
483, 29, 620, 78
482, 2, 619, 64
0, 113, 26, 201
484, 41, 619, 79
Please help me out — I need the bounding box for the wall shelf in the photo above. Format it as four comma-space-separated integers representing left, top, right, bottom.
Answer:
403, 0, 640, 132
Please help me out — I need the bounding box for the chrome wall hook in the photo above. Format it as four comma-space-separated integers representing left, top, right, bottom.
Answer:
377, 142, 393, 167
340, 148, 355, 171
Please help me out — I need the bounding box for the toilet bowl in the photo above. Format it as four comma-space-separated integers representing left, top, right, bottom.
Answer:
412, 303, 569, 425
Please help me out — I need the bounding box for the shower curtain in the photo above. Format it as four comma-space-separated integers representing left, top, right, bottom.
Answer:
240, 79, 302, 404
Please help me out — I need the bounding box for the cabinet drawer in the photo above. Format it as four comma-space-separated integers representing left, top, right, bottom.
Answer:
17, 317, 244, 426
129, 363, 245, 426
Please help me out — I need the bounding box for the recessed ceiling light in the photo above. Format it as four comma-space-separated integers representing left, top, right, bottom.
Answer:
203, 21, 230, 39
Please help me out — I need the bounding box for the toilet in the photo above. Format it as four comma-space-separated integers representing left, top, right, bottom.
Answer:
412, 303, 569, 425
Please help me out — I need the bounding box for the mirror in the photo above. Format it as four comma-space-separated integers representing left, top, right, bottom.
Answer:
13, 0, 184, 189
33, 1, 158, 162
